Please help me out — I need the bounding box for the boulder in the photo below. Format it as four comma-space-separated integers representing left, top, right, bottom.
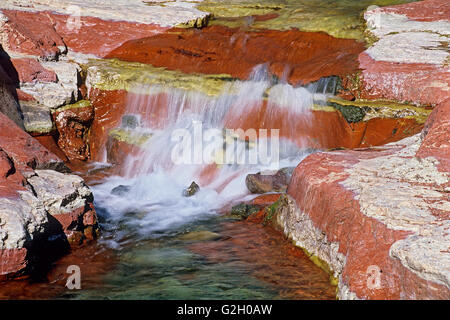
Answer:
53, 100, 94, 161
111, 185, 131, 196
246, 167, 295, 194
183, 181, 200, 197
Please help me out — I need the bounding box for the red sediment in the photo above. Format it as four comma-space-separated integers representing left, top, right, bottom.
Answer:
88, 88, 128, 161
0, 241, 117, 298
0, 112, 60, 172
106, 25, 365, 86
34, 135, 69, 162
52, 103, 95, 161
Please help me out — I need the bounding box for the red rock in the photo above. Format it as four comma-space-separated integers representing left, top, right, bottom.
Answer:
106, 25, 365, 86
378, 0, 450, 22
1, 9, 167, 58
0, 248, 28, 279
33, 135, 69, 162
417, 99, 450, 171
286, 136, 450, 299
10, 58, 57, 83
82, 208, 97, 227
89, 88, 128, 161
251, 193, 282, 206
53, 103, 95, 161
0, 150, 14, 179
0, 112, 62, 172
353, 53, 450, 106
0, 10, 65, 60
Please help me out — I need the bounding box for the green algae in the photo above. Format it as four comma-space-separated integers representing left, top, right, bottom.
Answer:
197, 0, 418, 40
261, 194, 339, 293
86, 58, 235, 96
109, 128, 153, 147
327, 97, 432, 124
53, 100, 92, 113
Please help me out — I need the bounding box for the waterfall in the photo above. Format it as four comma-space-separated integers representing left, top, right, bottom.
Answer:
92, 65, 337, 240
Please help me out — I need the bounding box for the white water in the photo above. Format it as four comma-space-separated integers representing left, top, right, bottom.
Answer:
92, 66, 337, 241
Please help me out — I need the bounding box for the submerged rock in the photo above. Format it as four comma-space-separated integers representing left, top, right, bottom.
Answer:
183, 181, 200, 197
178, 230, 221, 242
111, 185, 131, 196
246, 167, 295, 194
230, 203, 262, 220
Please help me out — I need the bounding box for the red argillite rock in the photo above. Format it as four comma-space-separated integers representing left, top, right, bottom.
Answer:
106, 25, 365, 86
10, 58, 57, 84
342, 0, 450, 105
52, 101, 95, 161
279, 97, 450, 299
0, 111, 99, 279
417, 99, 450, 171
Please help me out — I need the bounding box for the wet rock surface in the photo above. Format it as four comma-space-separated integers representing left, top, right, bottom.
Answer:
246, 167, 295, 194
183, 181, 200, 197
107, 25, 365, 86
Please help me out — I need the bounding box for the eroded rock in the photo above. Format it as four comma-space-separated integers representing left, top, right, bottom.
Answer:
246, 167, 295, 194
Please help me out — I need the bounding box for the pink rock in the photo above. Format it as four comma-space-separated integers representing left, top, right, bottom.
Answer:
0, 112, 63, 172
417, 99, 450, 172
11, 58, 57, 83
286, 136, 450, 299
0, 10, 65, 60
1, 9, 167, 58
357, 52, 449, 106
0, 248, 28, 278
379, 0, 450, 22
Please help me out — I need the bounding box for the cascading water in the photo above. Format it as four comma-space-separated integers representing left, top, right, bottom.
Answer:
63, 65, 339, 299
92, 65, 337, 242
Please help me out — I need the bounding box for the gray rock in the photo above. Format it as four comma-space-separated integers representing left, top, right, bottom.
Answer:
183, 181, 199, 197
111, 185, 131, 196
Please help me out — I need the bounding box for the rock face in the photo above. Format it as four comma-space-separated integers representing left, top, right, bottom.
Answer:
276, 97, 449, 299
341, 0, 450, 105
107, 25, 365, 86
0, 0, 209, 57
0, 112, 98, 279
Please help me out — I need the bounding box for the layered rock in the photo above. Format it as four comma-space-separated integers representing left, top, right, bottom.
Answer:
279, 125, 449, 299
341, 0, 450, 105
0, 0, 210, 161
0, 112, 98, 279
106, 25, 365, 86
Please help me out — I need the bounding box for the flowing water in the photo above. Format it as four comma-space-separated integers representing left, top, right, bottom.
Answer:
56, 67, 337, 299
2, 0, 418, 300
